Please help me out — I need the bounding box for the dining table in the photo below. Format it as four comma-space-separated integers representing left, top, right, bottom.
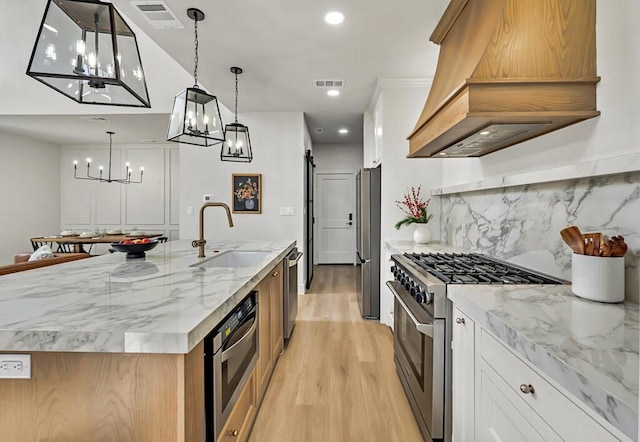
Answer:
30, 233, 164, 254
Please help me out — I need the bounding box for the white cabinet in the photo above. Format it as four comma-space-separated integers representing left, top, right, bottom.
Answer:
451, 303, 628, 442
452, 306, 475, 442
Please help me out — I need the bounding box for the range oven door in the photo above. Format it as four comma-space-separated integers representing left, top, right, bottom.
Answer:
388, 280, 445, 441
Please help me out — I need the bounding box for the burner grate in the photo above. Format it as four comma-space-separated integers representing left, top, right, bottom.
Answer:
404, 252, 565, 285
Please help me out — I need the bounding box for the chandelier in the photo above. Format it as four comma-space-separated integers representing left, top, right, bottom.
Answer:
26, 0, 150, 107
221, 67, 253, 162
166, 8, 224, 146
73, 131, 143, 184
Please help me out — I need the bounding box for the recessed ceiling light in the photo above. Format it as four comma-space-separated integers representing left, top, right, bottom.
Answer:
339, 128, 348, 134
327, 89, 340, 97
325, 11, 344, 25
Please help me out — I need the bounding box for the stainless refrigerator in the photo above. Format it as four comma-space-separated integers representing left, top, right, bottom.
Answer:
355, 165, 381, 319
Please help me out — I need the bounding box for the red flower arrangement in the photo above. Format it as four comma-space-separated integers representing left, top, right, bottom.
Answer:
394, 186, 433, 229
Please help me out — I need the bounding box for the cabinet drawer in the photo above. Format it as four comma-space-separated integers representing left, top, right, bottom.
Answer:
480, 329, 621, 442
219, 372, 256, 442
478, 364, 559, 442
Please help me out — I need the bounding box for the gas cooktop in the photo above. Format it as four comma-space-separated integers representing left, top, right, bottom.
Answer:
403, 252, 566, 285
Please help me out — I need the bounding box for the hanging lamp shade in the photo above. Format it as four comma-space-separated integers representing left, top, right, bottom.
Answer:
167, 86, 225, 146
166, 8, 224, 147
26, 0, 150, 108
221, 67, 253, 162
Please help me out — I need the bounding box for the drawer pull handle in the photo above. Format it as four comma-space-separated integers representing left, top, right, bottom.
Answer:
227, 429, 239, 437
455, 317, 465, 324
520, 384, 535, 394
272, 271, 279, 277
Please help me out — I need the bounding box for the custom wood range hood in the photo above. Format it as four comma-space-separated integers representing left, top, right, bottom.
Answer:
407, 0, 600, 158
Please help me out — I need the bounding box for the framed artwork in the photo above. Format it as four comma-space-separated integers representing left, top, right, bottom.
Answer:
232, 173, 262, 214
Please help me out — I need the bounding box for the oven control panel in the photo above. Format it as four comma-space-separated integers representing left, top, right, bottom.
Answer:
391, 265, 432, 305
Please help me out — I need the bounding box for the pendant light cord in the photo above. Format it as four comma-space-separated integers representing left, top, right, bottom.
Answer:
234, 71, 239, 123
193, 18, 199, 87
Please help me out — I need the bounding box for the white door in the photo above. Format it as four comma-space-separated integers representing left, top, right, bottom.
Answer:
317, 173, 355, 264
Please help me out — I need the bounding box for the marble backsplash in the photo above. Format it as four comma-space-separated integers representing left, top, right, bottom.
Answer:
440, 171, 639, 303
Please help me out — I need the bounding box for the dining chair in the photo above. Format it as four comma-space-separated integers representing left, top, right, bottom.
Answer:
31, 240, 54, 252
56, 243, 74, 253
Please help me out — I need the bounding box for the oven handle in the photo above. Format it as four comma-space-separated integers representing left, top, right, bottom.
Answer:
386, 281, 434, 337
221, 316, 257, 363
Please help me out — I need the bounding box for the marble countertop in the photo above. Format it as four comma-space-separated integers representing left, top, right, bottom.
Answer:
450, 285, 638, 440
0, 239, 295, 354
384, 240, 638, 440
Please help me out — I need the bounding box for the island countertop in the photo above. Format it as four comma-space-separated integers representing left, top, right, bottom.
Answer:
0, 239, 295, 354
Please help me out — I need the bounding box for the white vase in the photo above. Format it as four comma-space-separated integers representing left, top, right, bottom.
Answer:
413, 224, 431, 244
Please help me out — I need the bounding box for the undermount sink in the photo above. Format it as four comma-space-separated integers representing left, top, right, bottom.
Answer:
191, 250, 271, 268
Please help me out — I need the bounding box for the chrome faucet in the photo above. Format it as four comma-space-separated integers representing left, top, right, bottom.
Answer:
192, 202, 234, 258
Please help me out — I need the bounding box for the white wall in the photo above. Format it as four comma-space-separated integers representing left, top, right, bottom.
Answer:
0, 131, 61, 264
179, 112, 306, 283
440, 0, 640, 187
369, 79, 445, 327
378, 80, 443, 244
313, 143, 363, 174
0, 0, 194, 117
60, 143, 179, 254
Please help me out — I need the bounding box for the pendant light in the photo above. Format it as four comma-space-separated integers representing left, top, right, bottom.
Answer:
26, 0, 150, 108
221, 67, 253, 162
167, 8, 224, 147
73, 131, 143, 184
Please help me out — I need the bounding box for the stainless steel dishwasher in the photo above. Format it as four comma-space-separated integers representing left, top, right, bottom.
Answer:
283, 247, 303, 340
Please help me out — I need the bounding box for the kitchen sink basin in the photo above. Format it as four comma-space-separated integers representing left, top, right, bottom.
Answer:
191, 250, 271, 268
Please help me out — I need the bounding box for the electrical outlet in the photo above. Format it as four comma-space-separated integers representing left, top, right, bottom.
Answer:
187, 206, 194, 215
0, 354, 31, 379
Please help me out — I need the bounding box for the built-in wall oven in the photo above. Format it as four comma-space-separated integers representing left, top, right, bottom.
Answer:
204, 292, 258, 441
388, 253, 565, 442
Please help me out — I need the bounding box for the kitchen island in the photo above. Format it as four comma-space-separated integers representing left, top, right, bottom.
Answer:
385, 240, 639, 441
0, 239, 295, 441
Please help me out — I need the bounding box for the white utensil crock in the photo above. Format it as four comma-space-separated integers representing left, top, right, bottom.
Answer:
571, 253, 624, 303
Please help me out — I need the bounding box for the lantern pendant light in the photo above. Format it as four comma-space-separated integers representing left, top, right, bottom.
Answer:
73, 131, 144, 184
166, 8, 224, 146
26, 0, 150, 108
221, 67, 253, 162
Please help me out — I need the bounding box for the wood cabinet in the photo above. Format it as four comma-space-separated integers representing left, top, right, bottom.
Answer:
269, 261, 284, 360
451, 302, 630, 442
255, 260, 284, 405
0, 259, 287, 442
218, 371, 257, 442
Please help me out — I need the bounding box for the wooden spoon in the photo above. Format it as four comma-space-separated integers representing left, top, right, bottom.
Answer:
560, 226, 584, 254
582, 232, 602, 256
609, 236, 628, 257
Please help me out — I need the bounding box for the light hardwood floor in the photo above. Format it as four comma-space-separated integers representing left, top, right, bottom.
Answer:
248, 265, 422, 442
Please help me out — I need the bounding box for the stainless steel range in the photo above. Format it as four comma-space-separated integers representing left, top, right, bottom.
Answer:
387, 252, 566, 442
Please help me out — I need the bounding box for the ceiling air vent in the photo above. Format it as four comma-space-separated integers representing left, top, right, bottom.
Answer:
315, 128, 324, 134
130, 1, 184, 29
315, 80, 345, 88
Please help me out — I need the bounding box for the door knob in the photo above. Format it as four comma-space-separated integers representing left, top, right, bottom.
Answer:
456, 317, 465, 324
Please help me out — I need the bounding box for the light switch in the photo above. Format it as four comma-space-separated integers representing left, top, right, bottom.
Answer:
280, 207, 294, 216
